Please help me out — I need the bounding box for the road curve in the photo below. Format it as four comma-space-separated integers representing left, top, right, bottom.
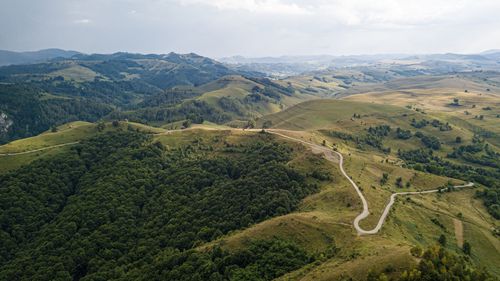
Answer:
0, 142, 79, 156
1, 128, 474, 235
265, 130, 474, 235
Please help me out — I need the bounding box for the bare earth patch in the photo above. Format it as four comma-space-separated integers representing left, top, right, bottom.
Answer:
453, 218, 464, 248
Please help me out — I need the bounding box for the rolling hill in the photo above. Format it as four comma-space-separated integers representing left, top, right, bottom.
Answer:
0, 48, 81, 66
0, 50, 499, 281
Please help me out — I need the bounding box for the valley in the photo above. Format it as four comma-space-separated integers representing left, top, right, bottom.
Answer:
0, 51, 499, 281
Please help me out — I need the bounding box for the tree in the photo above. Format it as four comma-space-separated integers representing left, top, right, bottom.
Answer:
452, 98, 460, 106
182, 119, 192, 129
51, 126, 58, 132
455, 136, 462, 143
112, 120, 120, 127
96, 122, 105, 132
262, 120, 273, 129
366, 270, 379, 281
410, 246, 423, 257
463, 241, 471, 255
246, 119, 256, 129
380, 173, 389, 185
396, 177, 403, 188
438, 234, 447, 246
322, 140, 326, 146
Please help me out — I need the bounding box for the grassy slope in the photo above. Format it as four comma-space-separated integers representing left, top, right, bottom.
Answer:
238, 99, 499, 279
341, 74, 500, 147
259, 99, 498, 165
208, 131, 499, 280
48, 64, 100, 82
0, 121, 166, 173
1, 100, 498, 280
195, 75, 322, 121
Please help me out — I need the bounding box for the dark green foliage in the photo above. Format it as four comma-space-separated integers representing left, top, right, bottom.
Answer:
439, 234, 447, 246
33, 78, 162, 106
477, 190, 500, 219
430, 218, 445, 230
398, 148, 500, 218
262, 120, 273, 129
96, 122, 105, 132
367, 125, 391, 137
113, 99, 232, 125
463, 241, 471, 255
137, 89, 202, 108
0, 131, 319, 280
0, 84, 112, 143
410, 246, 423, 257
0, 53, 264, 143
394, 246, 496, 281
448, 141, 499, 169
135, 238, 311, 281
395, 177, 403, 188
430, 119, 452, 131
380, 173, 389, 185
182, 119, 192, 128
411, 118, 429, 129
322, 130, 390, 153
416, 133, 441, 150
246, 77, 294, 97
218, 96, 246, 116
396, 127, 412, 139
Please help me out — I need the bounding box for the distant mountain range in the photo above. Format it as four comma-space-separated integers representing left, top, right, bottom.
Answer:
0, 48, 81, 66
219, 51, 500, 76
0, 51, 294, 143
219, 51, 500, 64
2, 48, 500, 75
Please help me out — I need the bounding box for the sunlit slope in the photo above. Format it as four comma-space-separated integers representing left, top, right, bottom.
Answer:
196, 75, 322, 120
257, 99, 407, 131
341, 76, 500, 147
258, 99, 498, 155
343, 73, 500, 96
197, 130, 499, 280
0, 121, 166, 173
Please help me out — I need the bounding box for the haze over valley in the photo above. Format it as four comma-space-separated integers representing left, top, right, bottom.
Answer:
0, 1, 499, 280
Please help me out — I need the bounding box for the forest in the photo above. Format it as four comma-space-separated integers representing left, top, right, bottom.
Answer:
0, 84, 112, 143
0, 129, 323, 280
398, 146, 500, 218
366, 246, 496, 281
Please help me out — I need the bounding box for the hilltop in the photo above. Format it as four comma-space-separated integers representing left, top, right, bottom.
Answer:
0, 48, 81, 66
0, 50, 499, 281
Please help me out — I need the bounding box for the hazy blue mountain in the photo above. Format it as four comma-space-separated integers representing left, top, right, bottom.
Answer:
0, 48, 81, 66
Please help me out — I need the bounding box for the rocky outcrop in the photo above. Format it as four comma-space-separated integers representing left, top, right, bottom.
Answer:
0, 112, 13, 135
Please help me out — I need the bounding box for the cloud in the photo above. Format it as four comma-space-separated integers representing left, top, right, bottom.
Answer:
1, 0, 499, 56
179, 0, 311, 15
73, 18, 91, 24
314, 0, 467, 27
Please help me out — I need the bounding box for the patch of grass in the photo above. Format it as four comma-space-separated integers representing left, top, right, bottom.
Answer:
0, 121, 165, 173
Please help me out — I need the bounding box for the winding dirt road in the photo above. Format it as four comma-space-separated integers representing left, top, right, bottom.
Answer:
265, 129, 474, 235
0, 142, 79, 156
0, 128, 474, 235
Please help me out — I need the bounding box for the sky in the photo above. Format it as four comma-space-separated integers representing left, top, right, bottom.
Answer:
1, 0, 500, 58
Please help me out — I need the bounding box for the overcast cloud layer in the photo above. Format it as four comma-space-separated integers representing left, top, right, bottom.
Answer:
1, 0, 499, 57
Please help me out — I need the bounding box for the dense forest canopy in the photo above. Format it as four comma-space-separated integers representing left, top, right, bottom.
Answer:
0, 129, 325, 280
0, 52, 312, 144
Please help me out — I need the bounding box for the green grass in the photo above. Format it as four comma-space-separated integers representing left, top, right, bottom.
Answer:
0, 121, 95, 154
48, 64, 101, 82
1, 112, 497, 279
0, 121, 166, 173
257, 99, 409, 131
